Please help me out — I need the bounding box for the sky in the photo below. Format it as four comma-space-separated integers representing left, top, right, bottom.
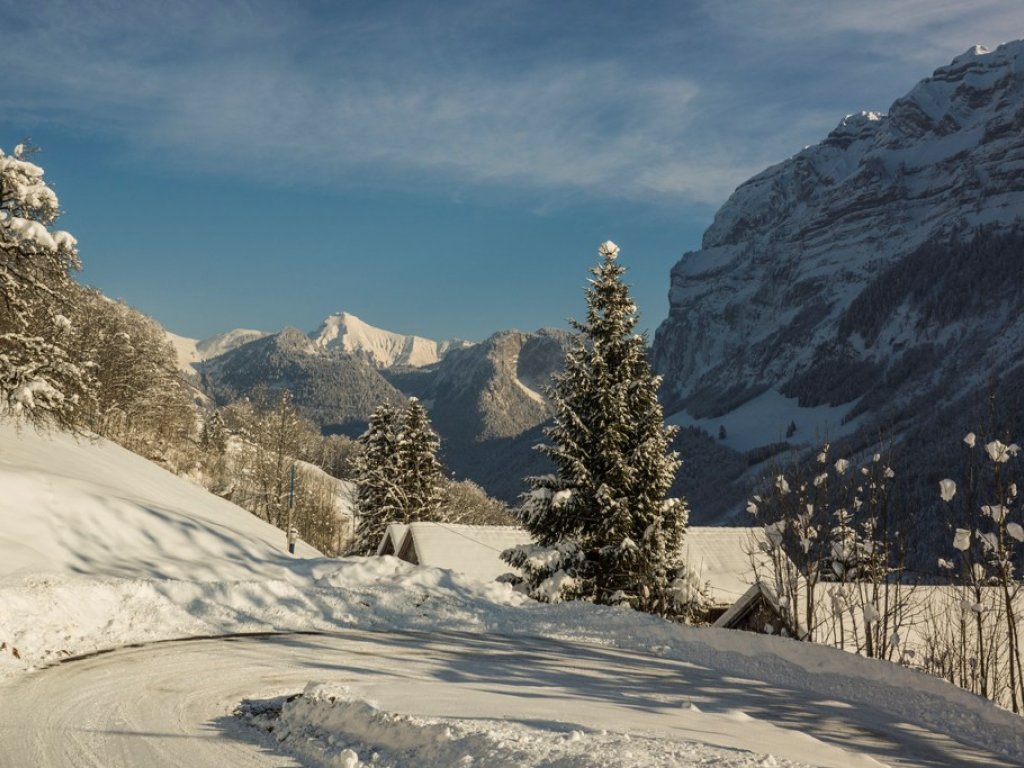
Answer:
1, 1, 1022, 343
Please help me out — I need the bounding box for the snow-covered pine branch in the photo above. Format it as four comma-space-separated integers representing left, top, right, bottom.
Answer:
0, 145, 93, 429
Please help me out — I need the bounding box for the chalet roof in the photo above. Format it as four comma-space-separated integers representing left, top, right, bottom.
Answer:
376, 523, 409, 556
395, 522, 533, 583
683, 527, 769, 607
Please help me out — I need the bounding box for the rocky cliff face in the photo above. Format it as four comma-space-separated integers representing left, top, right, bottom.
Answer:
656, 42, 1024, 417
652, 42, 1024, 547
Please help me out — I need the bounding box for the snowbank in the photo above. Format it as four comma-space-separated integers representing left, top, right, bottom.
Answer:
0, 421, 321, 581
240, 681, 813, 768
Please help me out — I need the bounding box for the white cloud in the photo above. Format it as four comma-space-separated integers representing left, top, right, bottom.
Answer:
1, 0, 1020, 207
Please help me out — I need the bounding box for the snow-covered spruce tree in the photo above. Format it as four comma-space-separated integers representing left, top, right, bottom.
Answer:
395, 397, 446, 524
503, 241, 692, 618
349, 398, 447, 555
349, 402, 403, 555
0, 145, 93, 428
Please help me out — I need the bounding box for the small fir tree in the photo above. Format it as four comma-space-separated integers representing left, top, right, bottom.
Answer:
200, 409, 229, 455
504, 241, 692, 617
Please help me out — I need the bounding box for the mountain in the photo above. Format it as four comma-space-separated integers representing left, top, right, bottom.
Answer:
166, 328, 269, 375
192, 315, 569, 490
199, 327, 406, 434
311, 311, 471, 369
386, 328, 569, 442
652, 42, 1024, 553
385, 328, 572, 499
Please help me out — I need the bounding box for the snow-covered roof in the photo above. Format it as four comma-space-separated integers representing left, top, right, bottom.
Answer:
683, 527, 768, 606
377, 524, 409, 556
715, 578, 1024, 664
395, 523, 532, 583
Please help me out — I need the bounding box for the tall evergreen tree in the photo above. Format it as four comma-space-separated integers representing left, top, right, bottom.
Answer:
349, 402, 403, 555
1, 145, 93, 429
349, 398, 448, 555
504, 241, 693, 617
395, 397, 446, 523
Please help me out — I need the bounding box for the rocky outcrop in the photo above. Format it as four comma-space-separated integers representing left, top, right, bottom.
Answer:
652, 41, 1024, 552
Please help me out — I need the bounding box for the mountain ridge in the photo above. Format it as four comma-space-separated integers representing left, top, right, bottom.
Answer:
652, 40, 1024, 553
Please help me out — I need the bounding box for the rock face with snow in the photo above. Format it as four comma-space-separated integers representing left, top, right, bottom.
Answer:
389, 328, 569, 442
652, 42, 1024, 547
311, 311, 470, 369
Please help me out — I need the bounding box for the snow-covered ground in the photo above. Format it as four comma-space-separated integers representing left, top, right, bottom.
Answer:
1, 422, 1022, 767
667, 389, 861, 453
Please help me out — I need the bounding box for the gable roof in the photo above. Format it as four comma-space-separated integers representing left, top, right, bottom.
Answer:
376, 523, 409, 556
395, 522, 533, 582
387, 523, 768, 597
683, 527, 769, 607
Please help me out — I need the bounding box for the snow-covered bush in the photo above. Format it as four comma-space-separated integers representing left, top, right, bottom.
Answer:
748, 444, 912, 656
68, 288, 195, 454
214, 392, 352, 555
934, 432, 1024, 712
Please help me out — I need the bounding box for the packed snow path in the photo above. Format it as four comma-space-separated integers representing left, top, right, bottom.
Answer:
0, 629, 1014, 768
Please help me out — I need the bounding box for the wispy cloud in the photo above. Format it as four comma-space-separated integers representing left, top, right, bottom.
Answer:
2, 0, 1020, 206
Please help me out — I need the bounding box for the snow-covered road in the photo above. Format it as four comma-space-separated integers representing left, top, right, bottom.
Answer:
0, 629, 1014, 768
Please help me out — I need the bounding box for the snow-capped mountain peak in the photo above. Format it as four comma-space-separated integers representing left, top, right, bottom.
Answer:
166, 328, 268, 374
310, 311, 471, 369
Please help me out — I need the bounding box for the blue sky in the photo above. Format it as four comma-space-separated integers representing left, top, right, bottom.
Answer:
2, 1, 1021, 342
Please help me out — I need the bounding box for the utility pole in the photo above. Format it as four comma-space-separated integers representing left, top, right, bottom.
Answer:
286, 462, 297, 554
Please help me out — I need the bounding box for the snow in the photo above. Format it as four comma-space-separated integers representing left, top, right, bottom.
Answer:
395, 522, 532, 582
683, 526, 769, 607
0, 421, 319, 581
1, 421, 1023, 766
376, 523, 408, 556
241, 681, 819, 768
310, 311, 470, 369
668, 389, 860, 453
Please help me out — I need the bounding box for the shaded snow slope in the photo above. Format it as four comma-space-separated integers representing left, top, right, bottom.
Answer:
0, 421, 320, 581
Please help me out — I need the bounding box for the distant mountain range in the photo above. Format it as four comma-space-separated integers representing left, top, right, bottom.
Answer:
310, 311, 471, 368
172, 313, 570, 499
